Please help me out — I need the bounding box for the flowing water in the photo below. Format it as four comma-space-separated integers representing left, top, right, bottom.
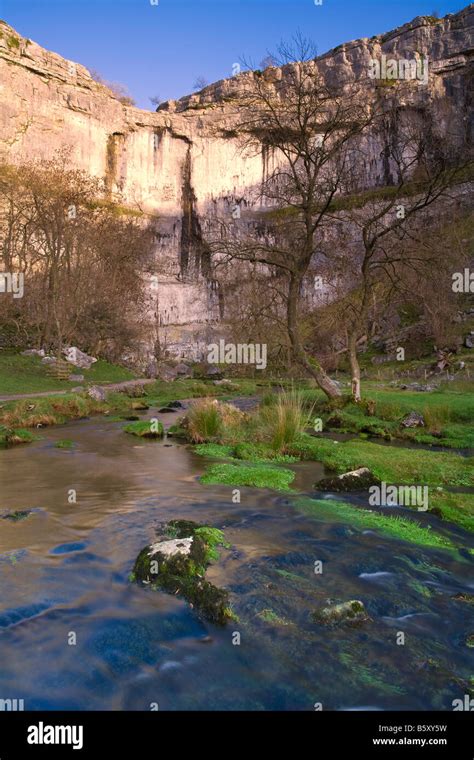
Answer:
0, 407, 473, 711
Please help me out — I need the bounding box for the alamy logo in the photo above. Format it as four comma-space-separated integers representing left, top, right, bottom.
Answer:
27, 722, 84, 751
368, 55, 429, 85
369, 483, 429, 511
0, 698, 24, 711
452, 268, 474, 293
207, 340, 267, 370
0, 272, 24, 298
452, 695, 474, 711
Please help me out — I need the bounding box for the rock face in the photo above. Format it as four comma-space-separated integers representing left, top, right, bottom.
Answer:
1, 8, 473, 356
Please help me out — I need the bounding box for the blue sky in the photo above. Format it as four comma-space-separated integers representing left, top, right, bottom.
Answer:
0, 0, 467, 109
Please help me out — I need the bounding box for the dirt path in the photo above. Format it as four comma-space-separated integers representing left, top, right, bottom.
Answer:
0, 378, 155, 402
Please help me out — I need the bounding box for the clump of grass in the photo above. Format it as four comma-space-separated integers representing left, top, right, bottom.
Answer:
257, 608, 289, 625
184, 399, 246, 443
258, 389, 311, 452
0, 426, 35, 446
422, 404, 452, 432
200, 462, 295, 491
55, 439, 75, 449
186, 399, 222, 443
124, 420, 164, 438
194, 443, 235, 459
194, 526, 231, 562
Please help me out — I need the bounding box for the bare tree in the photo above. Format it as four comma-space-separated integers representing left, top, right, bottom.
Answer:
210, 35, 375, 399
330, 105, 470, 400
88, 68, 136, 106
0, 153, 154, 356
193, 76, 209, 91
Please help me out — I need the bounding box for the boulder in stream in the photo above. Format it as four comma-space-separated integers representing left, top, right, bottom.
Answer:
312, 600, 370, 627
316, 467, 380, 492
132, 519, 233, 625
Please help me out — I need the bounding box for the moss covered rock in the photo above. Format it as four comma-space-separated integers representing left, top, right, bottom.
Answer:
312, 599, 370, 627
315, 467, 380, 492
1, 509, 33, 522
124, 420, 164, 438
132, 520, 233, 625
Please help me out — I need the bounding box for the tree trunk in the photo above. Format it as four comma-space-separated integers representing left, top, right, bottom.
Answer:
348, 332, 361, 402
287, 272, 341, 400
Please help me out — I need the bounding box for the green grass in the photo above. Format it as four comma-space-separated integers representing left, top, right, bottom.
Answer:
289, 434, 473, 487
0, 391, 132, 428
82, 359, 136, 384
194, 441, 298, 463
123, 420, 164, 438
54, 439, 75, 449
298, 497, 455, 550
0, 426, 36, 446
257, 609, 289, 625
304, 386, 474, 449
0, 350, 137, 395
429, 490, 474, 533
200, 462, 295, 491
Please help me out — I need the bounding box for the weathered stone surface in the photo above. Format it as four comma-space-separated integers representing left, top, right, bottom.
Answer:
63, 347, 97, 370
1, 7, 472, 355
132, 519, 232, 625
87, 385, 106, 402
316, 467, 381, 492
312, 600, 370, 627
21, 349, 45, 357
401, 411, 425, 428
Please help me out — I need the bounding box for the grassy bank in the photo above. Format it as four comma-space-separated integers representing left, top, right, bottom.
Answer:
0, 350, 137, 395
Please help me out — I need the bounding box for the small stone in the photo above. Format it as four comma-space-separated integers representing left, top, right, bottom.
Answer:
312, 600, 370, 627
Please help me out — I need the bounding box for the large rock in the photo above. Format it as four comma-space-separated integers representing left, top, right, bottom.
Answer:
316, 467, 380, 492
175, 362, 193, 378
205, 366, 224, 380
63, 346, 97, 370
21, 349, 45, 357
132, 519, 232, 625
401, 411, 425, 428
87, 385, 106, 402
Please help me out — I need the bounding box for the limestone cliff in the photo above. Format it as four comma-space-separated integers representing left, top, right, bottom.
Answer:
0, 6, 472, 357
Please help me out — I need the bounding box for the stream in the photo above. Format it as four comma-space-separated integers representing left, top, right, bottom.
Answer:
0, 405, 473, 711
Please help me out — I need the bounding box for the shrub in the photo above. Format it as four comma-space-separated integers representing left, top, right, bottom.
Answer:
258, 389, 311, 452
186, 399, 222, 443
